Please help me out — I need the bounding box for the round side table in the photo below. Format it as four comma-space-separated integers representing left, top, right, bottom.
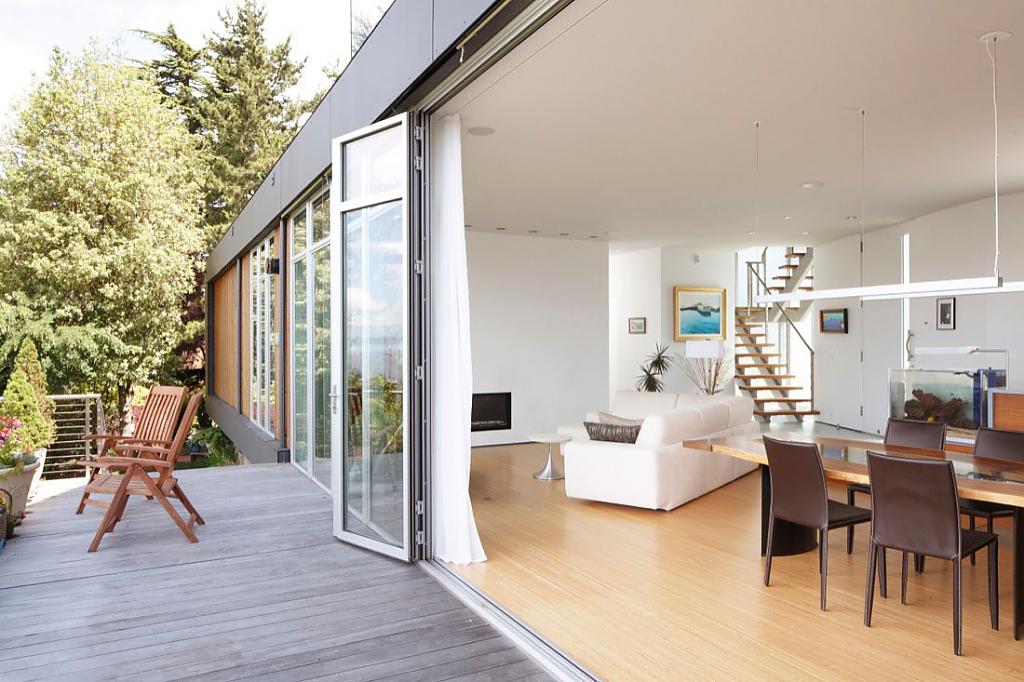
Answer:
528, 433, 571, 480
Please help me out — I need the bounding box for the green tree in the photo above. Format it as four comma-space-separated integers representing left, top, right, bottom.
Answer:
135, 23, 208, 135
0, 44, 205, 430
199, 0, 307, 233
1, 369, 52, 452
11, 338, 54, 429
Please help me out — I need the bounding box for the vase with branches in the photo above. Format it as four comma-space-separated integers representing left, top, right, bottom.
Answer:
679, 351, 733, 395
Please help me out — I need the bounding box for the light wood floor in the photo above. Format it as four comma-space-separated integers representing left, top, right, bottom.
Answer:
452, 443, 1024, 680
1, 464, 547, 681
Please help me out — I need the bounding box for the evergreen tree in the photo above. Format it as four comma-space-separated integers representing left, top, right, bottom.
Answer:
0, 44, 205, 430
135, 24, 208, 135
200, 0, 307, 233
1, 369, 52, 452
11, 338, 54, 428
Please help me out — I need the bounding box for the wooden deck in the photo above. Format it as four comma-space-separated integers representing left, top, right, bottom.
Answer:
0, 464, 548, 681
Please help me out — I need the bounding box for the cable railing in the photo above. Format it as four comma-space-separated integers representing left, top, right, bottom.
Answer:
45, 394, 105, 479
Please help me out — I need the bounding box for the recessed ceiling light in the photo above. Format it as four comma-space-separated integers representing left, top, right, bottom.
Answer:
746, 230, 756, 236
528, 229, 539, 234
588, 235, 600, 239
801, 181, 823, 189
845, 216, 858, 221
559, 232, 570, 237
464, 224, 472, 228
467, 126, 496, 136
783, 216, 793, 221
496, 227, 506, 231
801, 231, 810, 236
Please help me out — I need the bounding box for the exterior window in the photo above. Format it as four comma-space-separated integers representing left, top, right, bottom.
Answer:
290, 182, 331, 490
249, 234, 278, 434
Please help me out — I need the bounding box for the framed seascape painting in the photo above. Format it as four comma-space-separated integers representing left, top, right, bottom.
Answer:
819, 308, 848, 334
628, 317, 647, 334
673, 286, 726, 341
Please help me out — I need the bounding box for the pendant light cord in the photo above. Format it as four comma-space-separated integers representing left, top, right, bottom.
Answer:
859, 108, 866, 288
985, 36, 1001, 279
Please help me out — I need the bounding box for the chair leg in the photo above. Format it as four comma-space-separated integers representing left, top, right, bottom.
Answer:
76, 468, 99, 514
88, 475, 131, 553
865, 540, 878, 626
818, 530, 824, 575
970, 515, 977, 565
764, 514, 775, 587
140, 474, 198, 543
173, 483, 204, 526
953, 560, 963, 656
879, 546, 888, 599
915, 553, 925, 574
989, 538, 999, 631
820, 528, 829, 611
901, 551, 909, 605
847, 488, 856, 555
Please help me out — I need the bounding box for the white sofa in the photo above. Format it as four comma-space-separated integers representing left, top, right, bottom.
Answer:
556, 391, 759, 511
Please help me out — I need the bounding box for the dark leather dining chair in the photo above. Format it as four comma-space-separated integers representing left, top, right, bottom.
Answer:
762, 436, 872, 610
847, 418, 947, 557
864, 451, 998, 656
960, 426, 1024, 564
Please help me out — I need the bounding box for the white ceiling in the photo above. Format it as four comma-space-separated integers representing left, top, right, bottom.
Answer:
440, 0, 1024, 251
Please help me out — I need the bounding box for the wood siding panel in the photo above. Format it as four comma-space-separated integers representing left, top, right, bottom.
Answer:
993, 391, 1024, 431
211, 266, 238, 409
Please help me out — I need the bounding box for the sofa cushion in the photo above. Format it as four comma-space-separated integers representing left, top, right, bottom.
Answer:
609, 391, 679, 419
634, 408, 703, 447
597, 411, 644, 427
584, 421, 642, 444
677, 393, 754, 428
696, 401, 730, 433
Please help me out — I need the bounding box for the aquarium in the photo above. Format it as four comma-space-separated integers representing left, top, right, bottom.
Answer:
888, 368, 1007, 444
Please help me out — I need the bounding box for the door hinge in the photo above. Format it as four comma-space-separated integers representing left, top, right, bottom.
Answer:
414, 156, 423, 171
415, 530, 425, 546
414, 125, 424, 140
859, 405, 864, 416
416, 500, 424, 515
414, 365, 424, 381
414, 259, 423, 274
860, 351, 864, 362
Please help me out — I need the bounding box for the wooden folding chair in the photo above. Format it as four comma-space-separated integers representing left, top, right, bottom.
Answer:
76, 385, 186, 514
83, 394, 204, 552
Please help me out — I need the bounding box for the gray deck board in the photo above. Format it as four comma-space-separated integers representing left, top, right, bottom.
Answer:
0, 464, 548, 681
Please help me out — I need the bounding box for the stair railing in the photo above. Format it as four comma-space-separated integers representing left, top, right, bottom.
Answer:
745, 260, 816, 411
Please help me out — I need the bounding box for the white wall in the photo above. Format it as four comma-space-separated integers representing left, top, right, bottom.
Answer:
609, 246, 738, 396
813, 191, 1024, 434
609, 248, 662, 399
467, 232, 609, 446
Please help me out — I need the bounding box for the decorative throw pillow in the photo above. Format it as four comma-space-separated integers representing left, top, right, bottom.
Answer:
584, 421, 642, 444
597, 411, 644, 427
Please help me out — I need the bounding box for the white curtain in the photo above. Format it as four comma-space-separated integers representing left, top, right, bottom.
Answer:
431, 113, 486, 564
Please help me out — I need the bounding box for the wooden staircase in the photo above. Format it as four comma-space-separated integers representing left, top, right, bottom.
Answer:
737, 247, 819, 422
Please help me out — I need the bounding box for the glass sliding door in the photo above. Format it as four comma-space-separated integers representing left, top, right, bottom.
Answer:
289, 183, 331, 490
331, 114, 413, 560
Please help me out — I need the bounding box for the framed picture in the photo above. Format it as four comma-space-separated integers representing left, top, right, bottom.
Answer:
819, 308, 848, 334
673, 286, 726, 341
937, 297, 956, 330
628, 317, 647, 335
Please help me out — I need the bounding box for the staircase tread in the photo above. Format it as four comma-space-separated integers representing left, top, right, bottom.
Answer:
735, 373, 797, 379
779, 264, 800, 269
752, 398, 812, 403
736, 353, 781, 358
736, 363, 787, 368
773, 275, 815, 280
738, 385, 804, 391
736, 343, 774, 347
754, 409, 821, 417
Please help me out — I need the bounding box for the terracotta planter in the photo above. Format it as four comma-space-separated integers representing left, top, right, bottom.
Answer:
0, 460, 41, 521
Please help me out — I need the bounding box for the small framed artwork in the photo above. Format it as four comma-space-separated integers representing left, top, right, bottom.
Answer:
673, 286, 726, 341
819, 308, 849, 334
937, 297, 956, 330
628, 317, 647, 335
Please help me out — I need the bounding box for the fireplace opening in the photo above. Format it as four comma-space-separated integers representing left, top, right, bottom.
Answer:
471, 392, 512, 432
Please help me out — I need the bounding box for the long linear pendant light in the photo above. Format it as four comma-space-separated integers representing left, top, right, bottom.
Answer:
756, 31, 1010, 306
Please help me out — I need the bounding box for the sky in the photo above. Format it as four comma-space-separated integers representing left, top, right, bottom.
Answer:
0, 0, 377, 127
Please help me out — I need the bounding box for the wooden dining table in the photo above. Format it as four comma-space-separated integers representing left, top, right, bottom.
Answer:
707, 433, 1024, 640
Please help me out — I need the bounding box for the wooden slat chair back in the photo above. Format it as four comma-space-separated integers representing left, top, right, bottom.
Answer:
85, 394, 205, 552
76, 385, 186, 514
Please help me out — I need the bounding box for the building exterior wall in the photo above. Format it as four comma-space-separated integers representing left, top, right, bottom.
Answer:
211, 264, 238, 408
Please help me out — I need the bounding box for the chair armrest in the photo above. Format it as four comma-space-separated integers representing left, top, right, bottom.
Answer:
96, 456, 171, 468
113, 437, 173, 446
113, 443, 171, 457
82, 433, 122, 442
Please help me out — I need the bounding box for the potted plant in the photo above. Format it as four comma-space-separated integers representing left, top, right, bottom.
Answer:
0, 415, 39, 523
0, 368, 53, 519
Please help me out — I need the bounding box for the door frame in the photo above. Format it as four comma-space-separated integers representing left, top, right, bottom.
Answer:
330, 112, 415, 561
